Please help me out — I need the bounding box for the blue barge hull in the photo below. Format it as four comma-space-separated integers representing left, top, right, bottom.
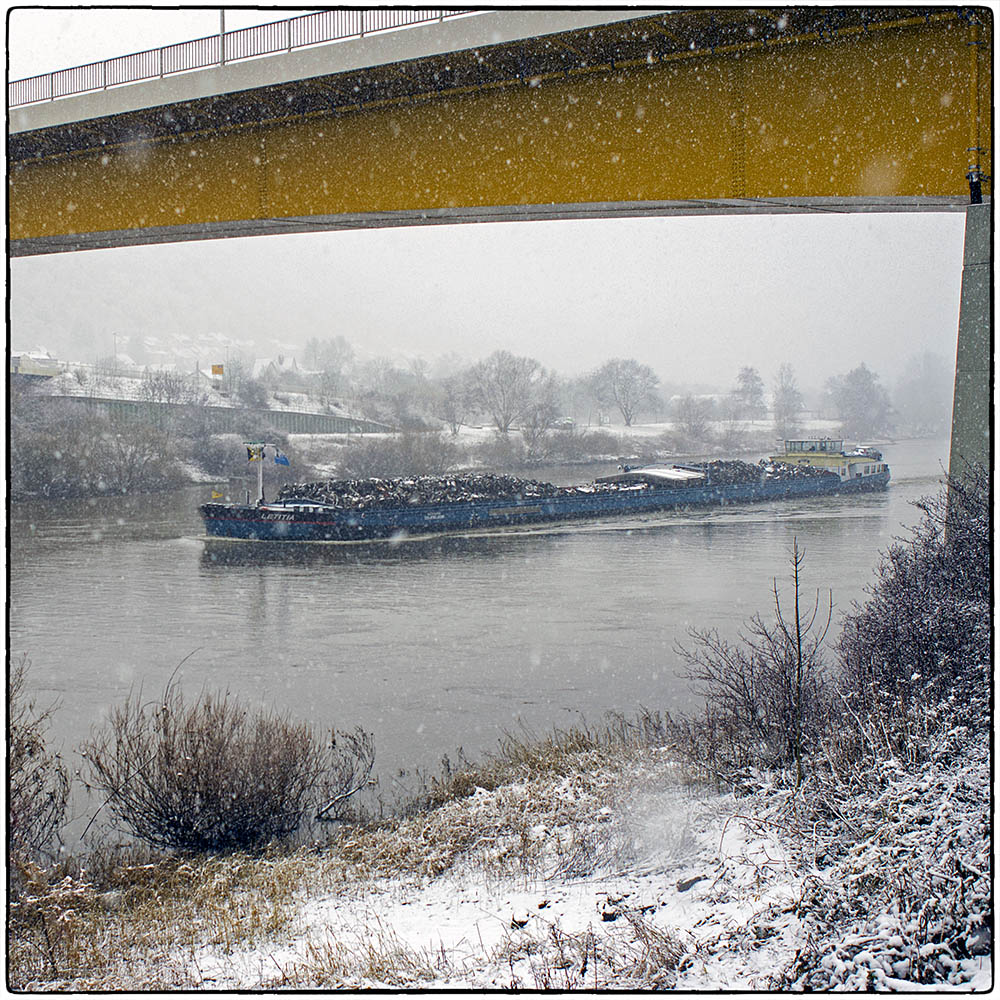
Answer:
201, 469, 890, 543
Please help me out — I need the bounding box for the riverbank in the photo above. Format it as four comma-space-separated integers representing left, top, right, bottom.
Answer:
9, 716, 990, 990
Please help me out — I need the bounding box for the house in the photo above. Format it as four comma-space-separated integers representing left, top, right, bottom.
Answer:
10, 350, 61, 379
252, 354, 303, 383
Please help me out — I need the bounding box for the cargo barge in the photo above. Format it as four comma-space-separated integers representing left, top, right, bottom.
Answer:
200, 439, 889, 544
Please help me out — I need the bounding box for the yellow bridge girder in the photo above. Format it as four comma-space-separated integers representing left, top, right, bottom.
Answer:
8, 9, 991, 249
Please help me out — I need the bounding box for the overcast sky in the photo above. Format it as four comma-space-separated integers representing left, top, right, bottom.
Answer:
8, 8, 319, 79
8, 7, 968, 391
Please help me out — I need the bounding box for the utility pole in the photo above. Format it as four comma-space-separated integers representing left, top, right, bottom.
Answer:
220, 10, 226, 66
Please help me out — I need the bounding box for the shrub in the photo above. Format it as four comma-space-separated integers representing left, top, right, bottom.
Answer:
576, 429, 627, 459
534, 428, 586, 464
81, 683, 374, 853
671, 541, 831, 788
654, 428, 703, 457
9, 658, 70, 867
10, 391, 186, 499
10, 395, 110, 499
338, 432, 462, 478
91, 417, 184, 494
836, 462, 990, 728
472, 433, 530, 470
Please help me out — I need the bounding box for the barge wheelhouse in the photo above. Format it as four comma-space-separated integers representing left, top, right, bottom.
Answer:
769, 438, 890, 485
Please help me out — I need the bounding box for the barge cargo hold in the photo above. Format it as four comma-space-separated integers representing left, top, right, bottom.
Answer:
200, 439, 890, 544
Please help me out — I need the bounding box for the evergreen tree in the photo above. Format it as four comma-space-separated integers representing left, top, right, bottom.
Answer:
733, 366, 767, 421
824, 363, 892, 439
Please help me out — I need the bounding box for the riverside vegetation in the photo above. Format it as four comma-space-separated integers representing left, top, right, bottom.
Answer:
10, 343, 953, 502
8, 466, 990, 989
9, 387, 776, 502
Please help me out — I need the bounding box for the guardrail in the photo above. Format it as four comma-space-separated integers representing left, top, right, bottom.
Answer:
9, 9, 473, 107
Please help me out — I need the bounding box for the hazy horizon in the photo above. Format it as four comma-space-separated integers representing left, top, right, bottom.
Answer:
10, 212, 966, 397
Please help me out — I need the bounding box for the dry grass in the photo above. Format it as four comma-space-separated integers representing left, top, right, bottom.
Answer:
414, 710, 667, 809
9, 846, 329, 989
497, 908, 687, 990
274, 923, 444, 989
336, 711, 669, 882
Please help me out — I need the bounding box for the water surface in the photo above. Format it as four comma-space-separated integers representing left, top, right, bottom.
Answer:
9, 438, 948, 842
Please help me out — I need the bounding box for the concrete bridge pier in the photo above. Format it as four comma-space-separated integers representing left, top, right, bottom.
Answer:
948, 201, 992, 482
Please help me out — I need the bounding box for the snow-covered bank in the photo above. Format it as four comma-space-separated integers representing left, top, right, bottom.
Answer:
9, 718, 990, 991
180, 733, 990, 991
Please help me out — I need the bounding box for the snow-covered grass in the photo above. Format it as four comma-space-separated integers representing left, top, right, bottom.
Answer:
9, 707, 990, 991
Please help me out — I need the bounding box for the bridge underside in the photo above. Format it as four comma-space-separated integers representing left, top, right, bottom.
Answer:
9, 196, 973, 257
8, 7, 991, 256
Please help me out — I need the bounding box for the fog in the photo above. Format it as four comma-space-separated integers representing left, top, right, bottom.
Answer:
10, 212, 965, 391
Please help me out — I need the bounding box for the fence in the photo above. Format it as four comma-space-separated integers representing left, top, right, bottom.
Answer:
10, 9, 473, 107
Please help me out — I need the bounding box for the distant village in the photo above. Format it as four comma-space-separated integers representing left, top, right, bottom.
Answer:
10, 349, 345, 418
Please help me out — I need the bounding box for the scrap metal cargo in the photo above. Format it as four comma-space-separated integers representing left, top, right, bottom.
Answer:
200, 440, 891, 544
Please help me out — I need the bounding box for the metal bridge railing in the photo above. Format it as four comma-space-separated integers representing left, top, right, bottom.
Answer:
9, 9, 474, 107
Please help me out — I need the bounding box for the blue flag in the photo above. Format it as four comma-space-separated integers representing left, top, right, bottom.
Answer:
274, 451, 290, 466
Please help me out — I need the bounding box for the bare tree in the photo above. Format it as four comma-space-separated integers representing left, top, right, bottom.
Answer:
470, 350, 545, 435
673, 395, 714, 444
824, 363, 892, 439
717, 394, 748, 453
519, 374, 561, 455
436, 369, 476, 435
772, 363, 804, 440
560, 373, 601, 427
139, 369, 191, 406
591, 358, 659, 427
305, 335, 354, 388
675, 541, 831, 788
892, 351, 952, 437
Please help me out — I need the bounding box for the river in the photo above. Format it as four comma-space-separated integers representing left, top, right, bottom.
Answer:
9, 437, 949, 844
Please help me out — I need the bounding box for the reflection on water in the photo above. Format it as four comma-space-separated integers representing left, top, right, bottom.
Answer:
9, 438, 948, 846
201, 529, 560, 568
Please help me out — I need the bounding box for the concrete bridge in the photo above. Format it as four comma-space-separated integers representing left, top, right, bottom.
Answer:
8, 7, 992, 474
